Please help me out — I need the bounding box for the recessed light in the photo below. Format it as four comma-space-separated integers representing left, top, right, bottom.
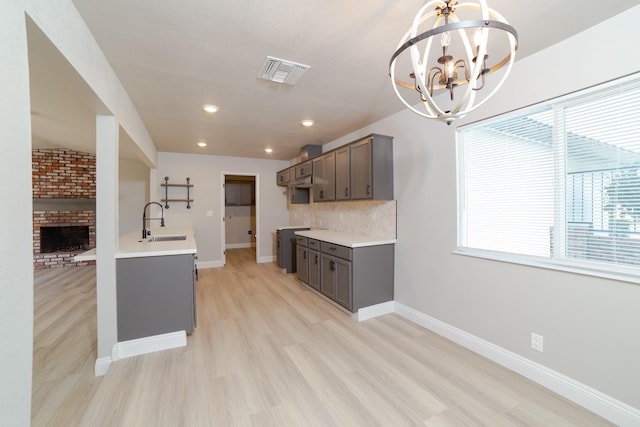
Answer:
202, 104, 219, 113
265, 148, 273, 153
301, 119, 314, 127
197, 142, 207, 147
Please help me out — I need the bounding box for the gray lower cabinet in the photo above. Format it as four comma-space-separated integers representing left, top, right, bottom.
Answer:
296, 238, 309, 284
307, 239, 321, 291
297, 237, 394, 312
277, 228, 309, 273
320, 253, 352, 310
116, 254, 196, 341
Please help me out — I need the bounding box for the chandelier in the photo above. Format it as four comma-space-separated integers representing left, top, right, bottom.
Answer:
389, 0, 518, 124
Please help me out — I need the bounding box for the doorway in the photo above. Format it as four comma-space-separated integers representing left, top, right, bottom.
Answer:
221, 173, 259, 265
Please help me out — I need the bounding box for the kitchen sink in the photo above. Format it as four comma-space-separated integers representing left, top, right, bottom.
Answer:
148, 234, 187, 242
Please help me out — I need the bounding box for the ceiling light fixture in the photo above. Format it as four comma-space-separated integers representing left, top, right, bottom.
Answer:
265, 148, 273, 153
389, 0, 518, 125
197, 142, 207, 147
301, 119, 314, 127
202, 104, 219, 113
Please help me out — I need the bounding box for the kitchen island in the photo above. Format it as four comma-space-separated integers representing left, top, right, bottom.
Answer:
116, 227, 197, 341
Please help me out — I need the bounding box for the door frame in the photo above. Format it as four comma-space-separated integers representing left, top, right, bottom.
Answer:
221, 172, 259, 265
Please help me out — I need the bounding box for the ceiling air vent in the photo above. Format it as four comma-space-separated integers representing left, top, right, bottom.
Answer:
257, 56, 310, 85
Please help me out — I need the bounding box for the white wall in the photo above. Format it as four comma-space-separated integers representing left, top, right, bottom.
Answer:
0, 2, 34, 425
119, 157, 150, 235
157, 152, 289, 266
323, 6, 640, 411
225, 205, 255, 247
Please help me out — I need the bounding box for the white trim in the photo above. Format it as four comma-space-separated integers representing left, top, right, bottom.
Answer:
112, 331, 186, 361
353, 301, 395, 322
257, 255, 274, 264
225, 243, 252, 249
196, 260, 224, 269
94, 356, 112, 377
393, 302, 640, 427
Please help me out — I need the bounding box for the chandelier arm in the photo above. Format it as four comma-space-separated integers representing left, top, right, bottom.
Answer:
388, 19, 518, 74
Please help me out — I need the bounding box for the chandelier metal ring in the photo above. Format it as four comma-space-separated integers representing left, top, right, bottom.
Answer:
389, 0, 518, 124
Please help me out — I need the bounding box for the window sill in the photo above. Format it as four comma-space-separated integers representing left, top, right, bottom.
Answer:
453, 248, 640, 285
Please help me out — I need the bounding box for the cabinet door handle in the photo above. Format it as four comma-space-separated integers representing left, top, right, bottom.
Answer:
303, 250, 307, 260
345, 187, 349, 197
329, 247, 336, 251
366, 184, 371, 195
314, 254, 318, 264
330, 260, 336, 271
320, 190, 324, 199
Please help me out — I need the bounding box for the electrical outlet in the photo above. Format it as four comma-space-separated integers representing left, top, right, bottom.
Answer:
531, 333, 544, 352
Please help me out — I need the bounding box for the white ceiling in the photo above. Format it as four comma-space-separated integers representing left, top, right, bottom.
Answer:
29, 0, 639, 161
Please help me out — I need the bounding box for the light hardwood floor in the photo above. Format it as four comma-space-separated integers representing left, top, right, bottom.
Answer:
33, 249, 613, 426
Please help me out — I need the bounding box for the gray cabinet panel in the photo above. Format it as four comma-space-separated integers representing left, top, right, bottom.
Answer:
276, 168, 291, 186
320, 253, 335, 298
296, 244, 309, 284
294, 161, 312, 180
350, 135, 394, 200
308, 248, 321, 291
335, 147, 350, 200
334, 257, 352, 309
277, 228, 309, 273
117, 254, 195, 341
312, 152, 336, 202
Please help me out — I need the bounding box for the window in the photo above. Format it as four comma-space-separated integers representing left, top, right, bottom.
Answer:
457, 75, 640, 280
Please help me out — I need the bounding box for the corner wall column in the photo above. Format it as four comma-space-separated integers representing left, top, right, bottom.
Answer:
96, 115, 119, 375
0, 2, 34, 425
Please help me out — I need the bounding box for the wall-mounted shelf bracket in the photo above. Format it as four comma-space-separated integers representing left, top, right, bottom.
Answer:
161, 177, 194, 209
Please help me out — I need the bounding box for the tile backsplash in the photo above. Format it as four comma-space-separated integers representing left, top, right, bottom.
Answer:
289, 200, 396, 239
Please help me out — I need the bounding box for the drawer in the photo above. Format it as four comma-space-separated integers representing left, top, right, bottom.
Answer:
308, 239, 320, 250
296, 236, 308, 246
321, 242, 352, 260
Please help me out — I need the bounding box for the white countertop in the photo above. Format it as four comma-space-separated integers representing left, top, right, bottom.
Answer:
117, 227, 197, 259
294, 229, 396, 248
276, 225, 311, 230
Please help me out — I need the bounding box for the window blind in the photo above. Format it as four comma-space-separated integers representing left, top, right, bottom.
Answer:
457, 75, 640, 275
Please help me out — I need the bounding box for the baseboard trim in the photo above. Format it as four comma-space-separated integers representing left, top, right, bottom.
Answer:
197, 260, 224, 269
257, 256, 274, 264
354, 301, 395, 322
393, 302, 640, 427
225, 243, 252, 249
94, 356, 112, 377
112, 331, 187, 361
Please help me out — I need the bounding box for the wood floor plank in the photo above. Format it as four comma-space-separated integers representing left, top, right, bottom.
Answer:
32, 249, 614, 426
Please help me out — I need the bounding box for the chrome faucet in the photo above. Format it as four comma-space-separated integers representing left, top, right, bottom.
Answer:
142, 201, 165, 239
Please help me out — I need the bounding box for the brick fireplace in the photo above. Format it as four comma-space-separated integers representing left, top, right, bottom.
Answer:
32, 148, 96, 269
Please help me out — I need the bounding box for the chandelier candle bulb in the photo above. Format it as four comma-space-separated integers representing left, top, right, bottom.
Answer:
389, 0, 518, 124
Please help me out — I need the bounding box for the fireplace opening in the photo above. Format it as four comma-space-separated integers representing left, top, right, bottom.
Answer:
40, 226, 90, 253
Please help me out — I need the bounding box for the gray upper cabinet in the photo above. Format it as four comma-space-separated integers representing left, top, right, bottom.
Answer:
276, 168, 291, 186
225, 181, 253, 206
335, 146, 350, 200
313, 152, 336, 202
277, 133, 393, 203
294, 161, 312, 180
350, 134, 394, 200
